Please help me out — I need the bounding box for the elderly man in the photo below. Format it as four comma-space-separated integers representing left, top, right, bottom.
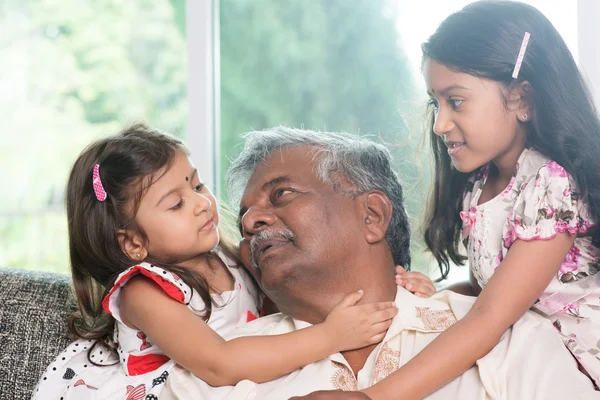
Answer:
163, 127, 598, 399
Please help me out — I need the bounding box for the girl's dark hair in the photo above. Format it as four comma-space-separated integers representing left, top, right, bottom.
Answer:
66, 123, 239, 361
422, 1, 600, 279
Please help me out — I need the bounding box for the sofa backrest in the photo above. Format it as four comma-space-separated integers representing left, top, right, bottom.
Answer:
0, 267, 74, 399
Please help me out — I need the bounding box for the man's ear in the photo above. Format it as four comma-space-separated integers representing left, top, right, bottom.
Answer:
117, 228, 148, 262
362, 191, 393, 244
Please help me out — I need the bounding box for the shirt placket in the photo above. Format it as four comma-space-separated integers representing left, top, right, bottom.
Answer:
369, 333, 401, 386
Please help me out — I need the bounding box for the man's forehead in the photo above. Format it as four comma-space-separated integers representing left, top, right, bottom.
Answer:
245, 147, 318, 189
236, 147, 317, 220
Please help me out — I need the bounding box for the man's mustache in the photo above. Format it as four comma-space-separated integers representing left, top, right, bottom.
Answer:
249, 227, 295, 270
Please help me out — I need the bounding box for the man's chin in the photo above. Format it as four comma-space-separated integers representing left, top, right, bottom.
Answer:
255, 254, 279, 274
254, 242, 291, 270
257, 258, 298, 291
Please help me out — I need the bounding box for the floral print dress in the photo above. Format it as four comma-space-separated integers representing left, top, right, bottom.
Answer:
461, 148, 600, 386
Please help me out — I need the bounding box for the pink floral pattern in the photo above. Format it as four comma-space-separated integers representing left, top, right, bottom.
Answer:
461, 148, 600, 386
561, 247, 581, 274
546, 161, 568, 178
460, 207, 477, 239
502, 226, 517, 249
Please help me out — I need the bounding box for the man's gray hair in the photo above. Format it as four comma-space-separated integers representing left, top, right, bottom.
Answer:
226, 126, 411, 267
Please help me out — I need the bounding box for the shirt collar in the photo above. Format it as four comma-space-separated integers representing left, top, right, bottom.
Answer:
290, 286, 459, 345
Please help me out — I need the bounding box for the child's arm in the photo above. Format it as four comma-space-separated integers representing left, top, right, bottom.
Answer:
362, 232, 575, 400
120, 276, 398, 387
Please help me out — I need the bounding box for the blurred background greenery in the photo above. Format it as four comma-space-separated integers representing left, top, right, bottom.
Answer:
0, 0, 188, 272
0, 0, 436, 275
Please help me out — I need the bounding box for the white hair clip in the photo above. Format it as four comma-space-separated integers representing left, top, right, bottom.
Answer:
512, 32, 531, 79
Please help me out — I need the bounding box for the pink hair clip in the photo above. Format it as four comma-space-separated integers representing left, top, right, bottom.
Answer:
92, 164, 107, 202
512, 32, 530, 79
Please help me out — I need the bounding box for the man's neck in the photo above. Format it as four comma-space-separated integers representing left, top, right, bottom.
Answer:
341, 344, 380, 376
277, 265, 397, 324
341, 281, 397, 376
279, 254, 398, 375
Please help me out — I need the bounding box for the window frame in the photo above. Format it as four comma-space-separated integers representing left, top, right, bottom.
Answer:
186, 0, 220, 194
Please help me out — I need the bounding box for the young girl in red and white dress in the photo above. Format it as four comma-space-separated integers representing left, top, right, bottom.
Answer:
33, 124, 406, 399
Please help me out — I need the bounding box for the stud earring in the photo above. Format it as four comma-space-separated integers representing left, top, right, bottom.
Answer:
136, 253, 140, 259
521, 113, 528, 121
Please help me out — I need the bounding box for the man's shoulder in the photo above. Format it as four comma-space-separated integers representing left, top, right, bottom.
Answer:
397, 287, 551, 334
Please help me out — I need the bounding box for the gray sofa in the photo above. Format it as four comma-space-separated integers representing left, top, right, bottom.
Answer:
0, 267, 74, 400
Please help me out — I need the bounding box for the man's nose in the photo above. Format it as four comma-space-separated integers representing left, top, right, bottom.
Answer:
433, 106, 453, 137
241, 206, 277, 237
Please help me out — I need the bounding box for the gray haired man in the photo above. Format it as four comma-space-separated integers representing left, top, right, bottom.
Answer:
162, 127, 598, 400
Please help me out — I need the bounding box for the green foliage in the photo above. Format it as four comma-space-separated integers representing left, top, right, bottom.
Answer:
0, 0, 186, 272
220, 0, 416, 170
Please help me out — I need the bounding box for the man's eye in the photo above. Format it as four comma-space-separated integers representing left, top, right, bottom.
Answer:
427, 99, 439, 111
272, 188, 295, 203
171, 200, 184, 210
449, 99, 463, 109
275, 188, 293, 198
194, 183, 204, 192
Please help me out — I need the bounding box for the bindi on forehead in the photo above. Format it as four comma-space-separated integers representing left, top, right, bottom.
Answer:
185, 169, 198, 182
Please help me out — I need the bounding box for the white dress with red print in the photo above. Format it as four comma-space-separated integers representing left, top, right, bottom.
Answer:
461, 148, 600, 386
33, 250, 262, 400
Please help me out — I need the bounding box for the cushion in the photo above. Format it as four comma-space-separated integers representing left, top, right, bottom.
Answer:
0, 267, 74, 399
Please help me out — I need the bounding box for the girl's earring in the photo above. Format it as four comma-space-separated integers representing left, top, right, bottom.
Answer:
136, 253, 141, 259
521, 113, 528, 121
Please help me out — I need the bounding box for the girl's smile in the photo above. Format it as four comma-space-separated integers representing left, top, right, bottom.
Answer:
444, 140, 466, 157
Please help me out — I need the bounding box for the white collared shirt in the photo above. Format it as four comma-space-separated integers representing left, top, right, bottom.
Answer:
163, 287, 599, 400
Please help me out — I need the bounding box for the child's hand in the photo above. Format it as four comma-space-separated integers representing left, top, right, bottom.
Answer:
323, 290, 398, 351
395, 265, 436, 297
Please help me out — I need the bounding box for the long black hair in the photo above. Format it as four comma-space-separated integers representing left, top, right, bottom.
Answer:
422, 1, 600, 279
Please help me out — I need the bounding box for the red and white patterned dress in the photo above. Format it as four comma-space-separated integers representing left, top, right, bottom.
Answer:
33, 250, 262, 399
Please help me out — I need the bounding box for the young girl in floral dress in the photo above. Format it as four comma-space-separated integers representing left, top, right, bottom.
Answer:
373, 1, 600, 398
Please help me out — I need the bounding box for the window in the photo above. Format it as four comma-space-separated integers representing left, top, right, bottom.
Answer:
3, 0, 595, 279
0, 0, 187, 273
215, 0, 582, 281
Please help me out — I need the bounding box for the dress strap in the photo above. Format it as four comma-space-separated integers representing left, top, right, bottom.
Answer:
102, 263, 190, 323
